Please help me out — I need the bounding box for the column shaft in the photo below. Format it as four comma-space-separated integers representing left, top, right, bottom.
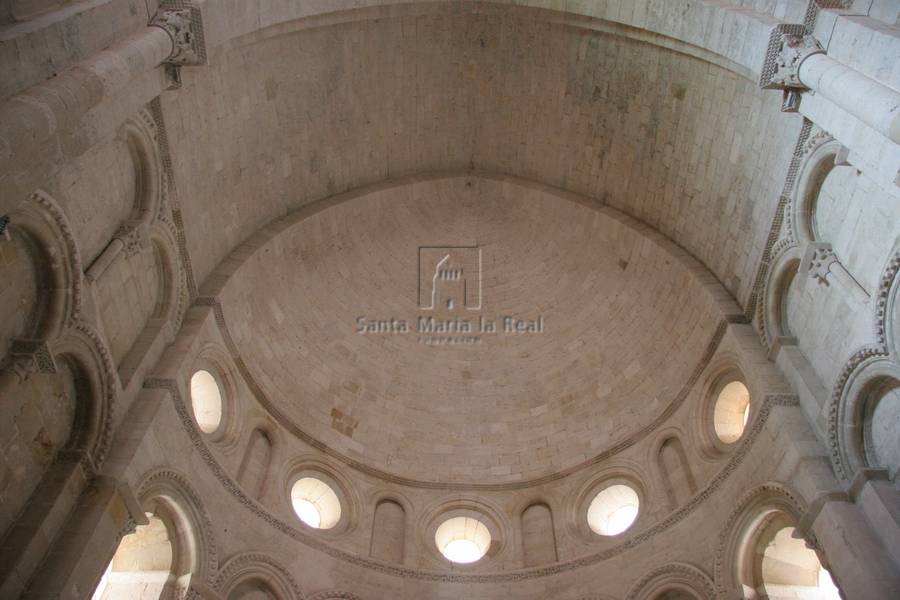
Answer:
0, 26, 173, 182
799, 52, 900, 144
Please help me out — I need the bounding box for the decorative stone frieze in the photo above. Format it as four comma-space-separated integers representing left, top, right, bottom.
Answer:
308, 592, 363, 600
803, 1, 854, 29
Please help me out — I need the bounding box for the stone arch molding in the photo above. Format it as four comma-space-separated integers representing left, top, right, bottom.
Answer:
1, 188, 121, 470
214, 552, 303, 599
5, 189, 83, 333
761, 246, 803, 346
790, 128, 843, 247
52, 319, 117, 468
690, 351, 754, 459
625, 562, 715, 600
713, 482, 813, 597
758, 125, 842, 349
196, 169, 744, 491
119, 108, 165, 227
827, 244, 900, 481
82, 107, 188, 384
137, 467, 220, 578
756, 120, 900, 481
831, 355, 900, 480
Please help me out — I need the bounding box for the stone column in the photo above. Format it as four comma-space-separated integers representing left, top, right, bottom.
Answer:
775, 406, 900, 599
798, 52, 900, 143
0, 455, 92, 599
805, 496, 900, 599
760, 25, 900, 144
20, 476, 148, 600
85, 221, 151, 282
0, 2, 206, 216
0, 28, 172, 183
850, 469, 900, 568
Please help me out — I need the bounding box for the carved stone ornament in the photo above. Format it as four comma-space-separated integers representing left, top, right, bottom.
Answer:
760, 25, 825, 91
150, 3, 207, 66
808, 246, 838, 285
118, 514, 139, 541
115, 222, 150, 257
8, 338, 57, 382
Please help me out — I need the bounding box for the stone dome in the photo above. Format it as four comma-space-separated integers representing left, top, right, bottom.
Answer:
220, 175, 720, 484
2, 1, 899, 599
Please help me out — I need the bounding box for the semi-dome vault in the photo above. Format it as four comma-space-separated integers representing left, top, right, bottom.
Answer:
1, 1, 899, 599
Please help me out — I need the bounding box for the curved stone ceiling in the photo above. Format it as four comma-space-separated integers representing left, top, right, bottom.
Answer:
169, 5, 797, 314
218, 175, 721, 483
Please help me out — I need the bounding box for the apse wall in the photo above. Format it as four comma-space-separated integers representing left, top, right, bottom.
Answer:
212, 175, 725, 484
162, 5, 799, 310
129, 173, 819, 598
1, 1, 900, 599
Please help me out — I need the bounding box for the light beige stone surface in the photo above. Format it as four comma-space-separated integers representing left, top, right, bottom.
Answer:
1, 1, 899, 599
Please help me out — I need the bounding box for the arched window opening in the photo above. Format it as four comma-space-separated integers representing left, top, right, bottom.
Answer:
190, 369, 223, 433
587, 484, 639, 536
737, 509, 843, 600
434, 516, 491, 564
91, 514, 173, 600
755, 523, 840, 600
290, 476, 341, 529
714, 381, 751, 443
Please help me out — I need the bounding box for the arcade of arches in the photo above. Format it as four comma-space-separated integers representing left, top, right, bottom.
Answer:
1, 1, 900, 599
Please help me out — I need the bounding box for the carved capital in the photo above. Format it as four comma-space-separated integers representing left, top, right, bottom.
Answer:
808, 245, 838, 285
119, 514, 139, 540
8, 338, 57, 382
115, 221, 150, 257
760, 26, 825, 91
150, 3, 206, 66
